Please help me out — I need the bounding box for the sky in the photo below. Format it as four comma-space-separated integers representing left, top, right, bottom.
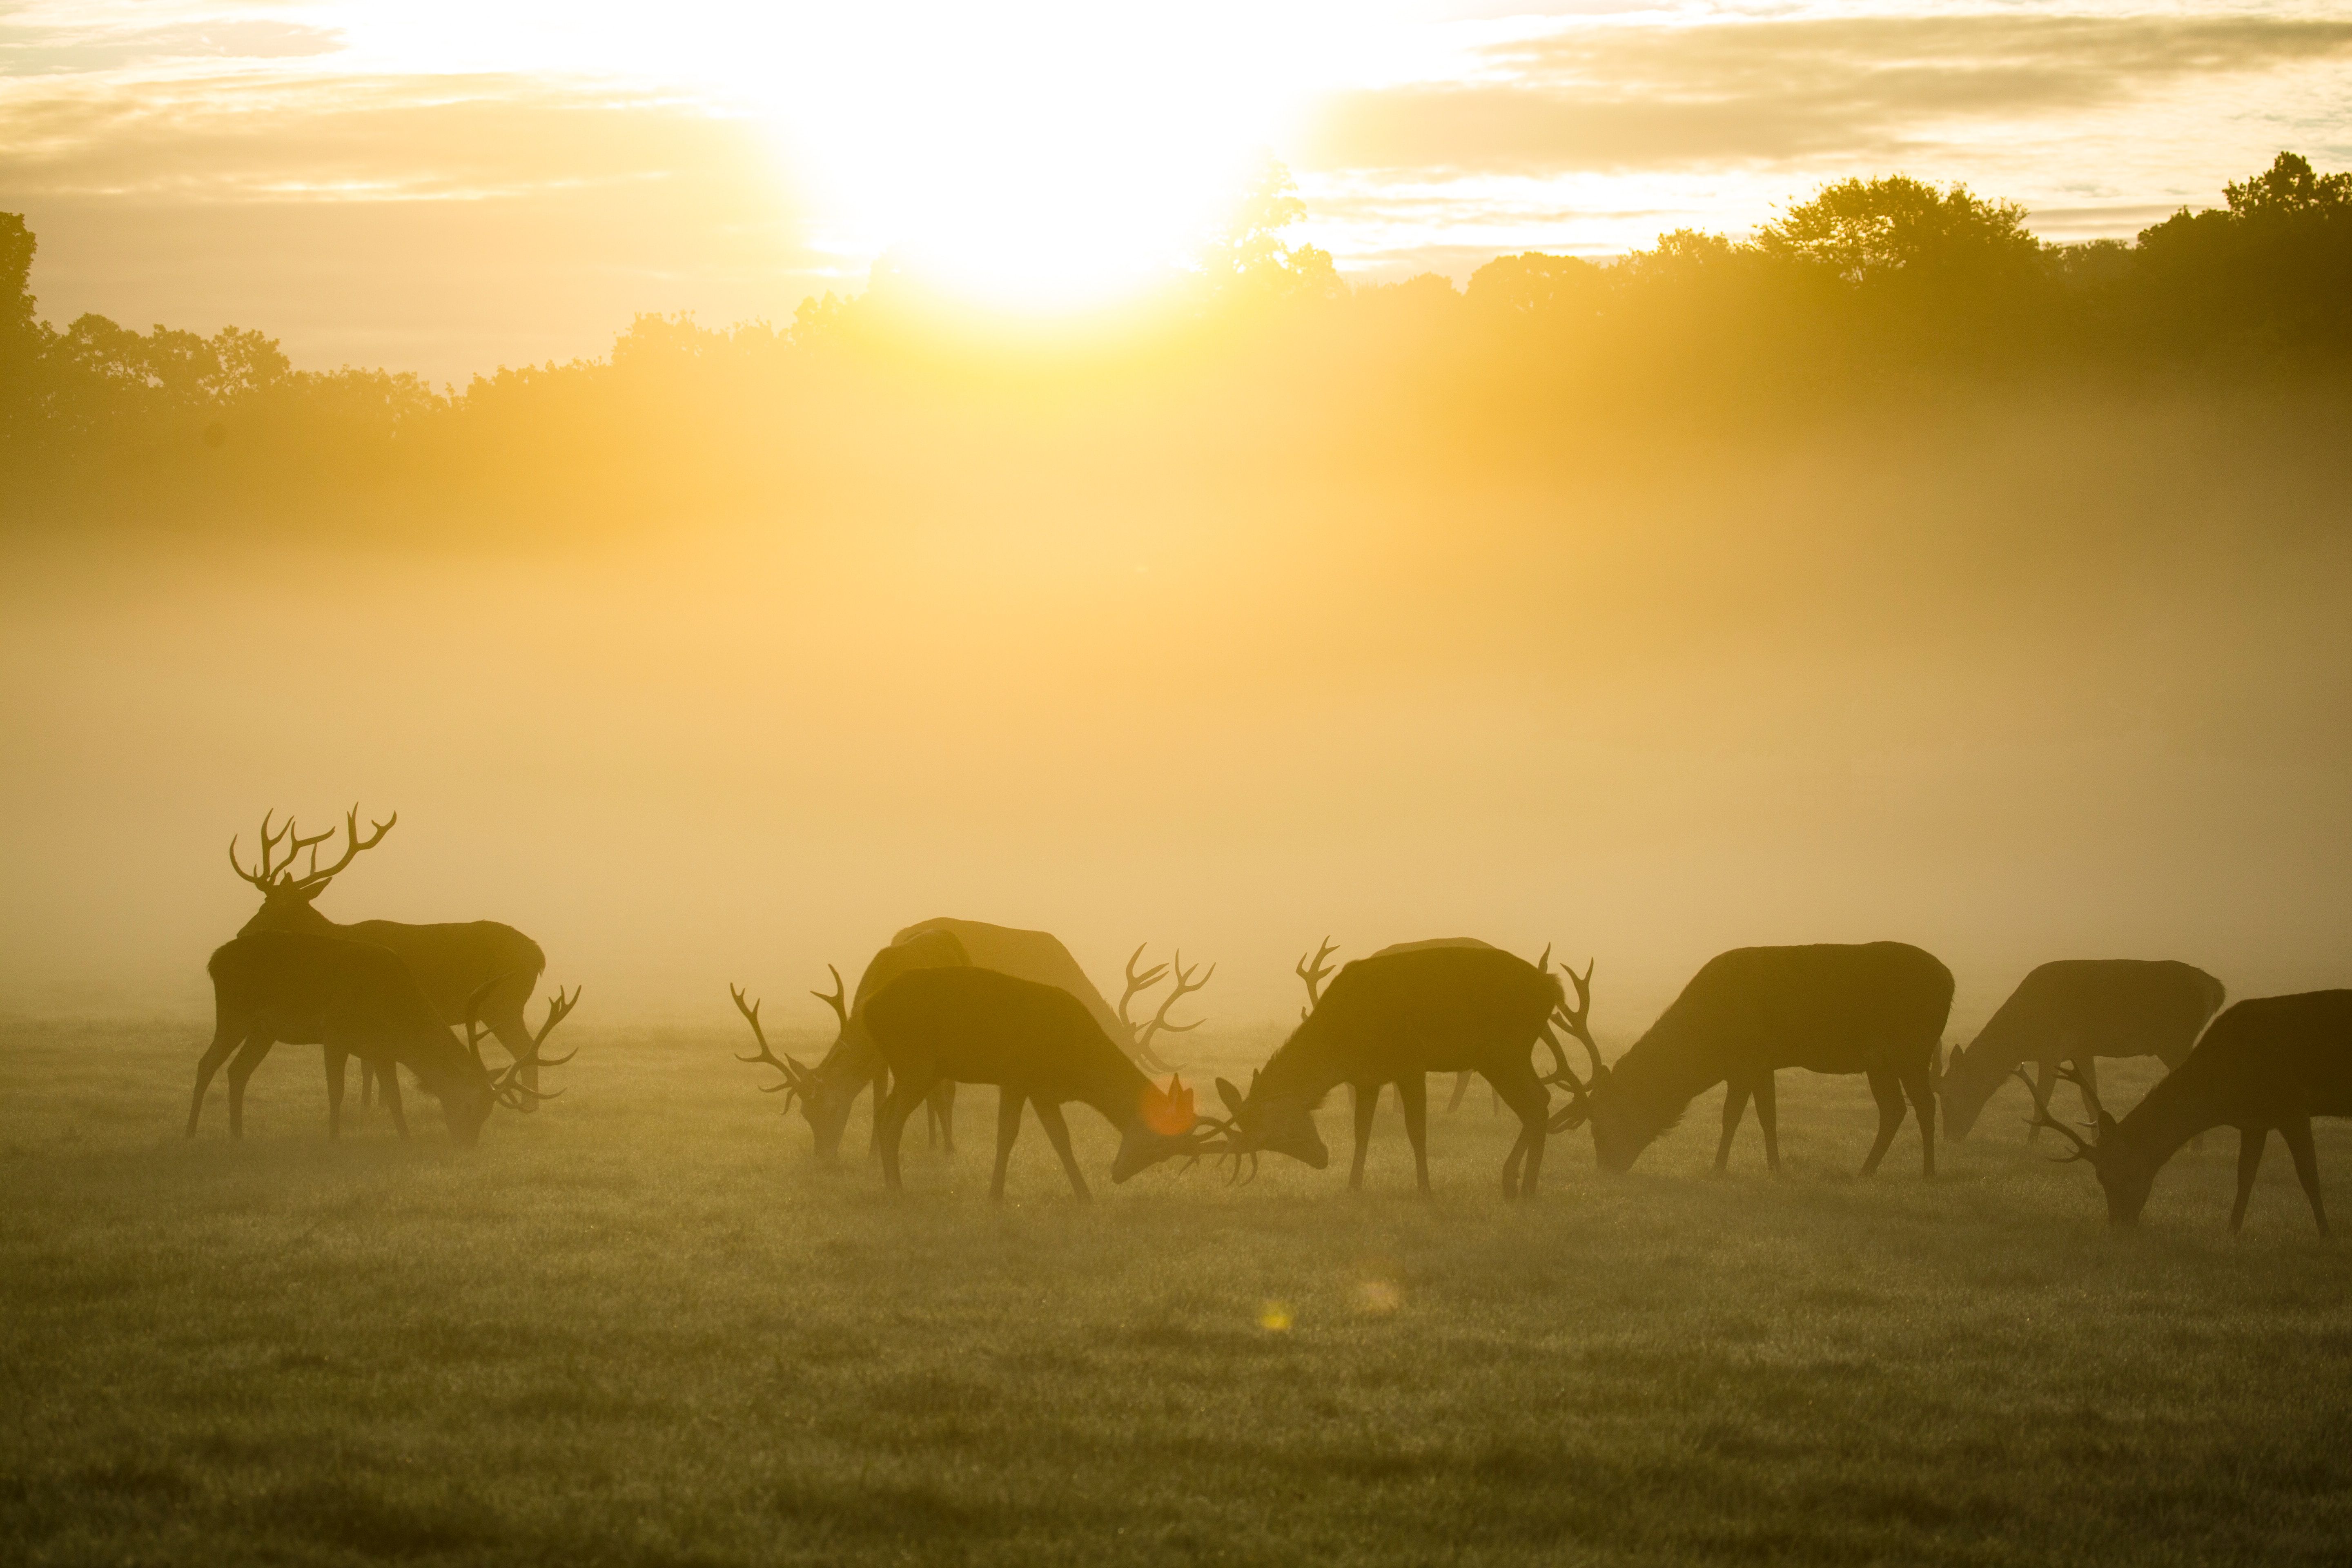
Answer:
4, 2, 2352, 379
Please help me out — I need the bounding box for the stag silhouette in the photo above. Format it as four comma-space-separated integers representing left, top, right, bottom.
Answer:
2026, 990, 2352, 1233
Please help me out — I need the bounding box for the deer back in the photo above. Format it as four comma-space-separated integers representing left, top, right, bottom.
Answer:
332, 919, 546, 1028
862, 965, 1143, 1107
1261, 944, 1557, 1102
892, 917, 1133, 1045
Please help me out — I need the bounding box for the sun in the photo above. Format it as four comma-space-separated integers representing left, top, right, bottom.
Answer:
734, 2, 1347, 312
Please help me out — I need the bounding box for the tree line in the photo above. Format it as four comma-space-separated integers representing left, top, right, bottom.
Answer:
2, 154, 2346, 528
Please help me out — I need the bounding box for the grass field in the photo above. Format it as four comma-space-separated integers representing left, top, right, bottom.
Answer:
5, 1016, 2350, 1567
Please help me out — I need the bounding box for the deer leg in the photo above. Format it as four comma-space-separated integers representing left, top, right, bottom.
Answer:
1755, 1071, 1782, 1174
1349, 1079, 1379, 1192
875, 1072, 934, 1192
185, 1013, 247, 1138
360, 1058, 376, 1109
1901, 1056, 1935, 1179
1490, 1061, 1549, 1199
989, 1090, 1025, 1202
2232, 1127, 2267, 1232
325, 1049, 348, 1140
868, 1066, 890, 1156
1031, 1100, 1091, 1202
928, 1080, 957, 1153
225, 1033, 276, 1140
1714, 1077, 1752, 1173
1397, 1074, 1432, 1194
2278, 1116, 2329, 1237
1860, 1067, 1907, 1176
1447, 1071, 1472, 1113
2026, 1060, 2057, 1143
377, 1065, 412, 1140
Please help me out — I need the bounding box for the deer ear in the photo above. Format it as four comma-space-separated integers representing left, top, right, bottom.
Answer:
1216, 1077, 1245, 1117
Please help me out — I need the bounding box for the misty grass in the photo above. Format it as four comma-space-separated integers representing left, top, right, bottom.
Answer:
5, 1020, 2350, 1566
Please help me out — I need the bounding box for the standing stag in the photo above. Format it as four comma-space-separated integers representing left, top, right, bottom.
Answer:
1939, 959, 2226, 1142
195, 929, 576, 1145
190, 806, 550, 1134
732, 917, 1209, 1161
2027, 990, 2352, 1234
1224, 944, 1594, 1198
860, 966, 1223, 1200
1292, 936, 1524, 1113
1552, 942, 1951, 1177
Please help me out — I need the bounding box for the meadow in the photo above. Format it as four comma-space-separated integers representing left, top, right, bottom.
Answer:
4, 1016, 2349, 1567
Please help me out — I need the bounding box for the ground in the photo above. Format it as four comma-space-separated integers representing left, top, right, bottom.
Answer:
4, 1017, 2349, 1566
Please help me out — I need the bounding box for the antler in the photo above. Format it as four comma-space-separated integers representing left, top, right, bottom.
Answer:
287, 805, 396, 893
487, 987, 580, 1107
1118, 944, 1172, 1032
228, 810, 299, 889
1548, 956, 1604, 1087
1134, 952, 1213, 1064
809, 965, 851, 1035
232, 805, 396, 893
730, 984, 816, 1109
2012, 1065, 2098, 1161
2049, 1057, 2105, 1118
1294, 937, 1339, 1020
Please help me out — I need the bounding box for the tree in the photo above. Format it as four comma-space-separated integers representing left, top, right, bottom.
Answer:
1755, 176, 2040, 286
1465, 252, 1604, 316
1200, 160, 1346, 307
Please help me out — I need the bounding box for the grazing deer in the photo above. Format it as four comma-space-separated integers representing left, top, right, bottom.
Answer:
194, 929, 576, 1145
858, 965, 1222, 1200
1553, 942, 1951, 1177
192, 806, 550, 1131
2026, 990, 2352, 1234
1223, 944, 1591, 1198
733, 918, 1209, 1161
1940, 960, 2225, 1143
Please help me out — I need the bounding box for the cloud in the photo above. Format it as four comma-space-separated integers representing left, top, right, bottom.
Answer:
0, 16, 343, 77
0, 71, 832, 379
1306, 13, 2352, 174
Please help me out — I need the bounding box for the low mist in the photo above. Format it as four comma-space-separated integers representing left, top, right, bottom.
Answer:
5, 383, 2347, 1036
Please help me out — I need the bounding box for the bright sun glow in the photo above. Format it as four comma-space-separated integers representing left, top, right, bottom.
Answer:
738, 3, 1354, 311
324, 0, 1375, 312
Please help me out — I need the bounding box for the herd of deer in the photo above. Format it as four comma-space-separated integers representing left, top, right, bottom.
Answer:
183, 808, 2352, 1234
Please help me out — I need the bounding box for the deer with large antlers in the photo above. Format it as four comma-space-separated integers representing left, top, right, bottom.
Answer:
1938, 960, 2225, 1143
195, 929, 577, 1145
1224, 943, 1588, 1197
192, 806, 551, 1135
1552, 942, 1951, 1177
731, 918, 1211, 1161
860, 965, 1225, 1200
2024, 990, 2352, 1234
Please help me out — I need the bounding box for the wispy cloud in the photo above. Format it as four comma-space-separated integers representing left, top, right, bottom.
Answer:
1308, 13, 2352, 173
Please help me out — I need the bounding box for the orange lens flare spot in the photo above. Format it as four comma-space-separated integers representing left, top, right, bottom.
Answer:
1143, 1075, 1195, 1136
1258, 1301, 1294, 1332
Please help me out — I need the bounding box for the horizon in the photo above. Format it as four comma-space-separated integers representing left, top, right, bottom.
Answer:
7, 1, 2351, 382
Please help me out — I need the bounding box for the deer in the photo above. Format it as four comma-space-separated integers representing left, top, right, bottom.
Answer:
1294, 936, 1516, 1114
1551, 942, 1952, 1178
193, 929, 577, 1145
732, 918, 1209, 1162
2024, 990, 2352, 1234
1938, 960, 2225, 1143
1221, 943, 1593, 1198
194, 806, 550, 1134
858, 965, 1225, 1200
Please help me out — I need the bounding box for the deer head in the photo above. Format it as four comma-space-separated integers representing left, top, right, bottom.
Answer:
231, 805, 396, 932
1110, 1073, 1229, 1183
1214, 1068, 1327, 1172
2013, 1063, 2149, 1223
447, 982, 580, 1147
